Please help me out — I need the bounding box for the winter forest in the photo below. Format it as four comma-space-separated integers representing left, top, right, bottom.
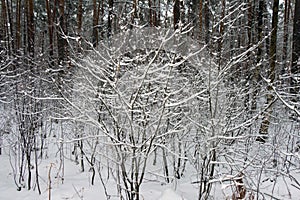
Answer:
0, 0, 300, 199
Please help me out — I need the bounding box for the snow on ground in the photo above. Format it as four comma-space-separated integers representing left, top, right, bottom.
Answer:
2, 145, 300, 200
158, 188, 185, 200
0, 147, 196, 200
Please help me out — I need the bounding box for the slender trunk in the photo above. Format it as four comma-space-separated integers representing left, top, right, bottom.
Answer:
92, 0, 99, 46
152, 0, 158, 27
149, 0, 152, 26
80, 140, 84, 172
282, 0, 290, 73
291, 0, 300, 95
34, 136, 41, 194
77, 0, 83, 33
162, 147, 169, 183
57, 0, 66, 63
108, 0, 113, 37
269, 0, 279, 84
251, 0, 265, 112
204, 0, 210, 44
26, 150, 32, 190
199, 0, 203, 40
27, 0, 34, 57
256, 0, 265, 65
99, 0, 104, 39
132, 0, 137, 26
257, 0, 279, 142
0, 0, 9, 53
217, 0, 225, 68
205, 148, 216, 199
45, 0, 54, 61
173, 0, 180, 30
247, 0, 252, 48
6, 0, 14, 52
156, 0, 160, 26
16, 0, 21, 50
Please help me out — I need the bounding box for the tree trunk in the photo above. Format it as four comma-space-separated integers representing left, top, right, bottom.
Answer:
92, 0, 99, 46
77, 0, 83, 33
45, 0, 54, 62
152, 0, 159, 27
149, 0, 153, 26
0, 0, 9, 53
6, 0, 14, 53
199, 0, 203, 40
282, 0, 290, 73
257, 0, 279, 143
156, 0, 160, 26
247, 0, 253, 49
107, 0, 113, 37
256, 0, 264, 73
27, 0, 35, 57
204, 0, 210, 44
251, 0, 265, 112
173, 0, 180, 30
291, 0, 300, 95
217, 0, 225, 68
15, 0, 21, 50
57, 0, 66, 63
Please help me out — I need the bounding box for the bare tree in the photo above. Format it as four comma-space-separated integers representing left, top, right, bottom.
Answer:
257, 0, 279, 142
291, 0, 300, 95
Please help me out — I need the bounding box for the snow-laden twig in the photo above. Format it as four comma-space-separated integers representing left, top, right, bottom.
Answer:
261, 76, 300, 117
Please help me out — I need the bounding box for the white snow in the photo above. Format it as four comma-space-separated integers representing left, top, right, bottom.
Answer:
158, 188, 185, 200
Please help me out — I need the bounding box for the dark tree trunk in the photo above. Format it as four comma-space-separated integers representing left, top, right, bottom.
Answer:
57, 0, 66, 63
173, 0, 180, 30
199, 0, 203, 40
251, 0, 266, 112
204, 0, 210, 44
6, 0, 14, 53
92, 0, 100, 46
257, 0, 279, 143
27, 0, 35, 57
0, 0, 9, 53
77, 0, 83, 34
45, 0, 54, 62
107, 0, 113, 37
282, 0, 290, 72
149, 0, 153, 26
291, 0, 300, 94
16, 0, 21, 50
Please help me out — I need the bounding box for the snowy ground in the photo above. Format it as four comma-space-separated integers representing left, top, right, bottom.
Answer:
1, 122, 300, 200
2, 140, 300, 200
0, 147, 196, 200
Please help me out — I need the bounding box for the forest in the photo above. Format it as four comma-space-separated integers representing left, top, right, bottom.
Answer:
0, 0, 300, 199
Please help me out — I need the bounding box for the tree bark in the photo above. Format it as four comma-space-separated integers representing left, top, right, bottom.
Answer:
15, 0, 21, 50
257, 0, 279, 143
77, 0, 83, 34
199, 0, 203, 40
282, 0, 290, 72
45, 0, 54, 61
6, 0, 14, 53
0, 0, 9, 53
27, 0, 35, 57
149, 0, 153, 26
291, 0, 300, 94
251, 0, 266, 112
173, 0, 180, 30
217, 0, 226, 68
57, 0, 66, 63
107, 0, 113, 37
92, 0, 100, 46
204, 0, 210, 44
